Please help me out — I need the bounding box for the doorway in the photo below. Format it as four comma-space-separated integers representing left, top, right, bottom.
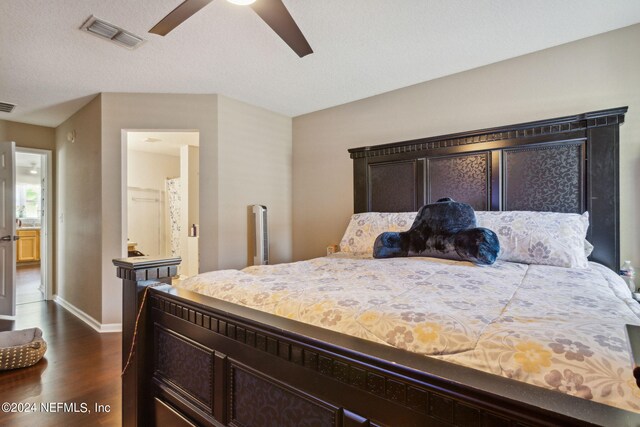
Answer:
15, 148, 52, 305
123, 131, 200, 279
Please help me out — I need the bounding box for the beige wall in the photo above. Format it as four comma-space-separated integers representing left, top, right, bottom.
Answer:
292, 24, 640, 267
127, 149, 180, 191
53, 92, 291, 325
55, 95, 102, 320
217, 95, 292, 269
55, 93, 218, 324
0, 120, 55, 151
180, 145, 200, 230
179, 144, 199, 276
101, 93, 218, 324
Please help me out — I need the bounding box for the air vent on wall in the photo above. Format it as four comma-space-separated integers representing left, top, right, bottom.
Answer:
80, 15, 145, 49
0, 102, 16, 113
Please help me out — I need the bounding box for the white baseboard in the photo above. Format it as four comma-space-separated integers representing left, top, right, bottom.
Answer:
53, 295, 122, 333
0, 314, 16, 320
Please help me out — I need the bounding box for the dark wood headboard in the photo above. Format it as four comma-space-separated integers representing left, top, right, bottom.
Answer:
349, 107, 627, 271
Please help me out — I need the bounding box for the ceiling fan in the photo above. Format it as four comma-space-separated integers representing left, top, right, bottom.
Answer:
149, 0, 313, 57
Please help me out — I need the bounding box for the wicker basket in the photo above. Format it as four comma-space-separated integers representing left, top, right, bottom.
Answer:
0, 328, 47, 370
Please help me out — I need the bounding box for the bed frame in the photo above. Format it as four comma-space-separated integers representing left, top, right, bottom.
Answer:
114, 107, 640, 427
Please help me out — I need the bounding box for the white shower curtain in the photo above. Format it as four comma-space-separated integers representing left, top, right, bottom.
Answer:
166, 177, 181, 258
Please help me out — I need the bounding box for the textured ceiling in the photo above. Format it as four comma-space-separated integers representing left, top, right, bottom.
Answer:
1, 0, 640, 127
127, 131, 199, 156
15, 152, 42, 180
15, 152, 42, 169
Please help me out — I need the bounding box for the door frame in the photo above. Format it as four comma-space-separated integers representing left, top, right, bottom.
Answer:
120, 129, 200, 275
15, 147, 53, 301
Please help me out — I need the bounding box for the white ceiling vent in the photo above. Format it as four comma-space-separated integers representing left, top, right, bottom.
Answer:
80, 15, 144, 49
0, 102, 16, 113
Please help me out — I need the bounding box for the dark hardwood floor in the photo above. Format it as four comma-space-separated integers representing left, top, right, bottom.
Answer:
16, 264, 43, 305
0, 301, 121, 426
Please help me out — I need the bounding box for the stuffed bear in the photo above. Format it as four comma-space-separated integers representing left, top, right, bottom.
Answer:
373, 198, 500, 265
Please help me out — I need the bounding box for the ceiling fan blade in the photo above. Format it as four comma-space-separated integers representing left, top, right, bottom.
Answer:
250, 0, 313, 58
149, 0, 213, 36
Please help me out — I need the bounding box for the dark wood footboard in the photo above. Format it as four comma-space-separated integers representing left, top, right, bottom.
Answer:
115, 257, 640, 427
115, 256, 181, 426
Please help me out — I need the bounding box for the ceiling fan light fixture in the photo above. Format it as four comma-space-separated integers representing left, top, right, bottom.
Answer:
227, 0, 256, 5
150, 0, 312, 57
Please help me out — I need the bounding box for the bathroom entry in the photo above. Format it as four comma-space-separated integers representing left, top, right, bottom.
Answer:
15, 150, 50, 305
125, 131, 200, 278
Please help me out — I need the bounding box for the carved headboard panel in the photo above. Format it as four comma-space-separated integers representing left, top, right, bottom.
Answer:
349, 107, 627, 271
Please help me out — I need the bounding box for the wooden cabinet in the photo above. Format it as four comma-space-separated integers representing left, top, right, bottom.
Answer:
16, 229, 40, 263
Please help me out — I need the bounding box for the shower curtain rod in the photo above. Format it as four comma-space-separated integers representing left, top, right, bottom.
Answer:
131, 197, 160, 203
128, 186, 163, 193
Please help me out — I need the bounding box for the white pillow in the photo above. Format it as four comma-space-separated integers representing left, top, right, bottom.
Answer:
339, 212, 416, 253
583, 239, 594, 257
475, 211, 590, 269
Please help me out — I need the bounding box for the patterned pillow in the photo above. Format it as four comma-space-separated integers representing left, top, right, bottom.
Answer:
340, 210, 592, 267
475, 211, 590, 268
339, 212, 416, 253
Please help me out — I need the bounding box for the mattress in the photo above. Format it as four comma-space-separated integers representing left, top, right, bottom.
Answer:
177, 254, 640, 412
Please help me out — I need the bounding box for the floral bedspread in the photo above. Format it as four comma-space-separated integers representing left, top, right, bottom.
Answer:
176, 254, 640, 412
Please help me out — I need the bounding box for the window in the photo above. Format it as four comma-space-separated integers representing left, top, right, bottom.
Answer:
16, 183, 41, 219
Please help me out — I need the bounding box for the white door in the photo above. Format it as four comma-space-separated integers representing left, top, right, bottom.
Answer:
41, 174, 47, 299
0, 141, 16, 317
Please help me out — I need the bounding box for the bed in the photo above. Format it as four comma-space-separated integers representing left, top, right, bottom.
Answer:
114, 106, 640, 426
